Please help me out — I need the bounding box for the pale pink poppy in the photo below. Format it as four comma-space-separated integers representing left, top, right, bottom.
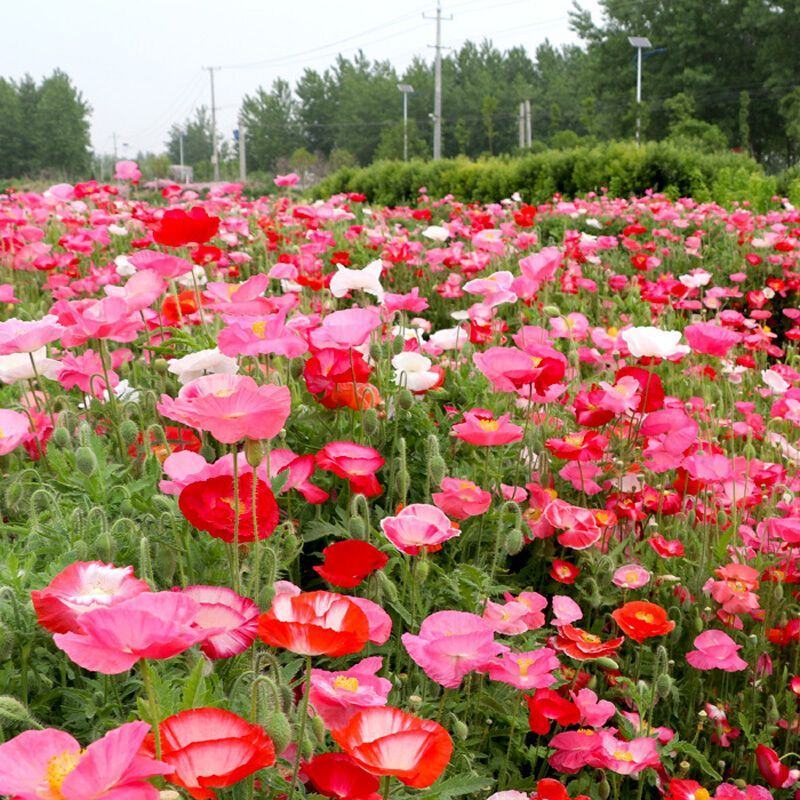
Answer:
0, 409, 30, 455
274, 172, 300, 187
402, 610, 506, 688
380, 503, 460, 555
53, 591, 205, 674
0, 315, 63, 354
432, 477, 491, 519
114, 159, 141, 182
308, 656, 392, 729
612, 564, 651, 589
218, 311, 308, 358
485, 647, 560, 690
0, 721, 171, 800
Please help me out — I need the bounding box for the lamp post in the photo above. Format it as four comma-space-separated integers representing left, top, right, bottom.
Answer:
398, 83, 414, 161
628, 36, 651, 146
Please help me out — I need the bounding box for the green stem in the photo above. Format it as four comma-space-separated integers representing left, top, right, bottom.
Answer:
287, 656, 313, 800
232, 446, 241, 593
380, 775, 392, 800
140, 660, 162, 762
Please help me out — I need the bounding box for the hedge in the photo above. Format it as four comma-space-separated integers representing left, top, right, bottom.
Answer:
313, 142, 784, 210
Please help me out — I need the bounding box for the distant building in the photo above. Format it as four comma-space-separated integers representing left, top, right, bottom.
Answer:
168, 165, 193, 183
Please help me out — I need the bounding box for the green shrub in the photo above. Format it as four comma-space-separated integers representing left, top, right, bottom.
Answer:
315, 141, 776, 209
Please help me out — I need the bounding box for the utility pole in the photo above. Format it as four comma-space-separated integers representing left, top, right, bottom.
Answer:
525, 100, 532, 148
424, 1, 452, 160
628, 37, 651, 147
179, 130, 185, 183
518, 102, 525, 149
398, 83, 414, 162
204, 66, 220, 180
238, 119, 247, 184
112, 132, 118, 160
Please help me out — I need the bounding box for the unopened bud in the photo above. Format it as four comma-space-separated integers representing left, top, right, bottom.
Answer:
245, 438, 263, 468
397, 388, 414, 409
542, 305, 561, 317
75, 446, 97, 476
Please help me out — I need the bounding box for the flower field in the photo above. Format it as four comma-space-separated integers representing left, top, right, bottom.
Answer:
0, 171, 799, 800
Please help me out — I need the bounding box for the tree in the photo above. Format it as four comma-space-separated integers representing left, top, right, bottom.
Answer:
240, 79, 303, 173
166, 107, 214, 178
0, 78, 25, 179
33, 70, 91, 177
375, 120, 428, 161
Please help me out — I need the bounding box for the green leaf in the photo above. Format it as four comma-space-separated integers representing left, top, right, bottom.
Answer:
420, 772, 493, 800
181, 656, 206, 711
662, 738, 722, 782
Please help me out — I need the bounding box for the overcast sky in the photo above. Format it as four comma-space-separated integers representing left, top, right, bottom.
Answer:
2, 0, 603, 156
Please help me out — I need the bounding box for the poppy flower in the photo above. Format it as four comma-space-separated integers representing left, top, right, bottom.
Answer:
316, 441, 385, 497
304, 753, 380, 800
314, 540, 389, 588
153, 207, 220, 248
153, 708, 275, 799
179, 473, 279, 543
611, 601, 675, 643
0, 721, 172, 800
182, 585, 259, 659
31, 560, 150, 634
551, 625, 624, 661
332, 706, 453, 788
257, 590, 370, 657
526, 688, 580, 734
755, 743, 799, 789
550, 560, 580, 584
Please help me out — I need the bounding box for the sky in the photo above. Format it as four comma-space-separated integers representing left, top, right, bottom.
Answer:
1, 0, 604, 157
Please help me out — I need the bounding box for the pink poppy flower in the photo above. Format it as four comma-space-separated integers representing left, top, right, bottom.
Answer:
157, 373, 291, 444
310, 307, 381, 349
573, 688, 616, 727
0, 315, 64, 354
31, 561, 150, 634
452, 411, 524, 446
612, 564, 652, 589
686, 630, 748, 672
485, 647, 560, 690
0, 409, 30, 455
114, 159, 141, 182
182, 585, 259, 659
483, 598, 537, 635
52, 296, 141, 347
402, 610, 506, 688
552, 595, 583, 627
548, 728, 605, 773
263, 448, 329, 504
0, 283, 20, 304
308, 656, 392, 729
56, 349, 119, 398
380, 503, 460, 555
684, 322, 741, 357
432, 477, 491, 519
274, 172, 300, 187
597, 732, 660, 775
105, 269, 165, 312
218, 311, 308, 359
347, 596, 393, 646
128, 249, 193, 279
53, 591, 205, 674
0, 721, 171, 800
316, 441, 385, 497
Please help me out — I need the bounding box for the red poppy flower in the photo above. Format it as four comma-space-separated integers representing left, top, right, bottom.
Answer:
611, 601, 675, 643
545, 430, 608, 462
179, 473, 279, 543
314, 540, 389, 588
152, 707, 275, 799
304, 348, 373, 405
257, 590, 370, 656
326, 382, 382, 411
162, 290, 201, 326
551, 625, 624, 660
533, 778, 590, 800
332, 706, 453, 789
154, 206, 220, 248
665, 779, 710, 800
526, 688, 580, 735
648, 534, 685, 558
304, 752, 380, 800
756, 744, 795, 789
316, 442, 385, 498
614, 366, 664, 412
550, 560, 580, 584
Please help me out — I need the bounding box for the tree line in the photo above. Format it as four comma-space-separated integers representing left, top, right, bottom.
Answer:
4, 1, 800, 181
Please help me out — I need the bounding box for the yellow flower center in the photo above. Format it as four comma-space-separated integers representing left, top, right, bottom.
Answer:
251, 320, 268, 339
46, 749, 81, 798
581, 632, 601, 643
221, 496, 247, 515
517, 657, 534, 677
613, 750, 635, 762
635, 611, 655, 624
333, 676, 359, 692
625, 571, 640, 584
477, 419, 500, 432
696, 790, 710, 800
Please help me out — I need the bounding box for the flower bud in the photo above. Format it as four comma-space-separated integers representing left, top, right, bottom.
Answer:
75, 446, 97, 476
542, 305, 561, 317
264, 709, 292, 754
453, 719, 469, 740
415, 558, 430, 583
397, 388, 414, 409
119, 419, 139, 445
362, 408, 380, 436
245, 438, 263, 468
50, 427, 71, 449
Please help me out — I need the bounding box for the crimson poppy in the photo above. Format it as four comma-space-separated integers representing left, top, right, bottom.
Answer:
304, 752, 380, 800
179, 473, 279, 543
153, 206, 220, 248
526, 688, 580, 735
314, 539, 389, 588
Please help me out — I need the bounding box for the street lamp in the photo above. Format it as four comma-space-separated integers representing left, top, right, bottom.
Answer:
398, 83, 414, 162
628, 36, 651, 146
